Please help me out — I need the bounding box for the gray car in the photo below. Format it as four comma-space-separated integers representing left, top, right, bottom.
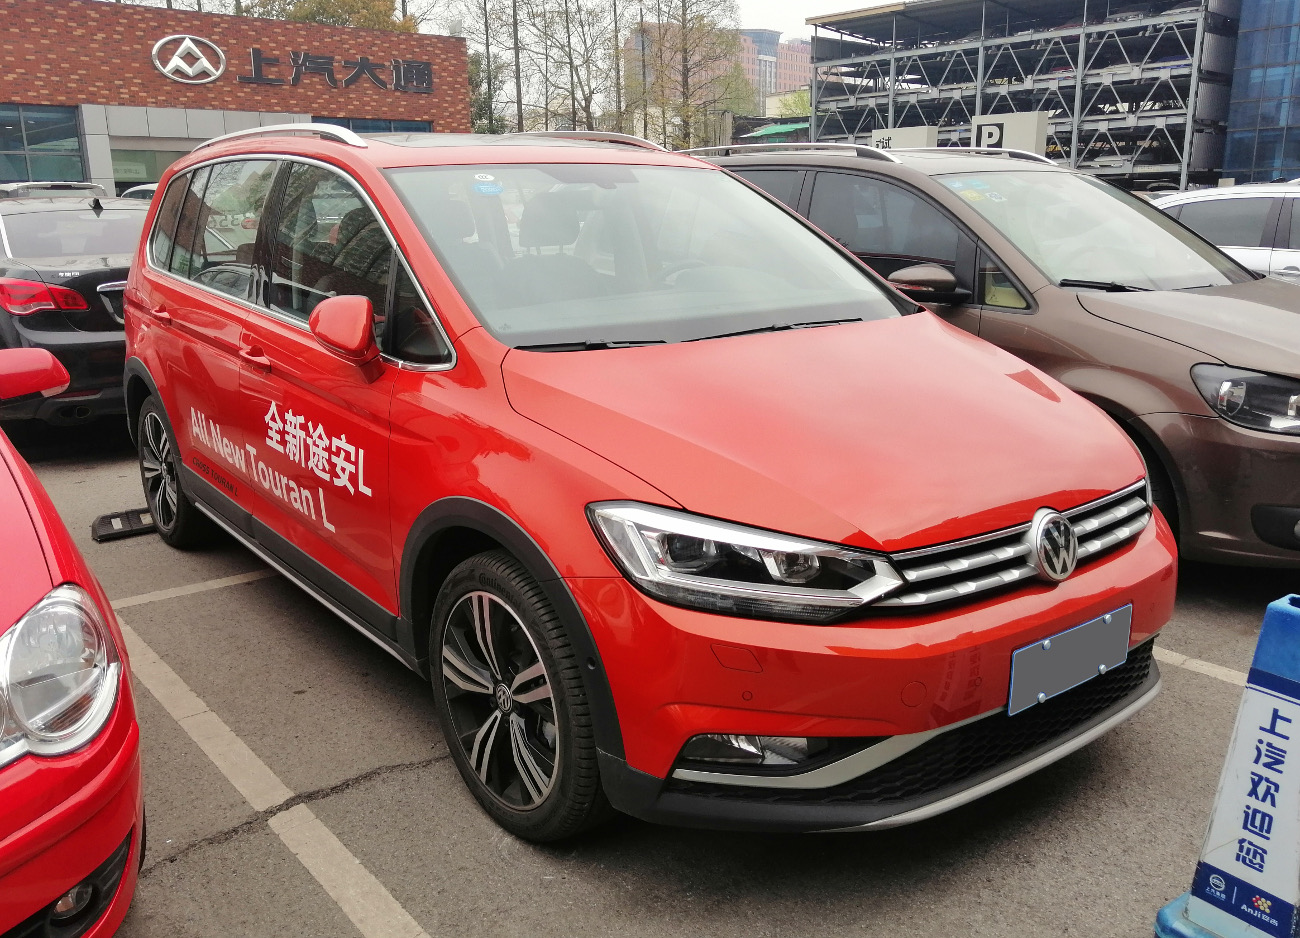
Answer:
694, 144, 1300, 567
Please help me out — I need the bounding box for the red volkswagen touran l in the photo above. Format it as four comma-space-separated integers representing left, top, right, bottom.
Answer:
0, 348, 142, 933
123, 126, 1176, 841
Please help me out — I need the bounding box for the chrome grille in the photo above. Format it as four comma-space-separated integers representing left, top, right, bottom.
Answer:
878, 480, 1151, 608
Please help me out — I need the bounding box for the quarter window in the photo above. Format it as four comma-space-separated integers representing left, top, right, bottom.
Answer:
1177, 197, 1275, 248
388, 262, 450, 364
978, 251, 1029, 310
267, 164, 392, 322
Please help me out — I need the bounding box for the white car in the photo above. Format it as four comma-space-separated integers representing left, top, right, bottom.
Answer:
1154, 184, 1300, 282
120, 183, 158, 201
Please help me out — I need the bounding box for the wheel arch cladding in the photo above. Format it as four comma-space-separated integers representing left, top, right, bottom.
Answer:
124, 357, 162, 447
400, 496, 625, 760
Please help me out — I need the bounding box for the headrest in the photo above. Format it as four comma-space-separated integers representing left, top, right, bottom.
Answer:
519, 191, 580, 248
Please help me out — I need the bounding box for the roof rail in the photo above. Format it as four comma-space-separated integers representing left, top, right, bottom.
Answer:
889, 146, 1056, 165
509, 131, 667, 151
195, 122, 369, 151
681, 142, 902, 162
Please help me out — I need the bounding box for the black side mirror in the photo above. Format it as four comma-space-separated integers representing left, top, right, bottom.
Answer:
887, 264, 972, 306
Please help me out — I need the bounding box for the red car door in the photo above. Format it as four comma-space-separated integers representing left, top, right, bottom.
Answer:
237, 161, 398, 629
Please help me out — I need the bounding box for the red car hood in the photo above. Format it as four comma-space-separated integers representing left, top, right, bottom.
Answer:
502, 314, 1145, 552
0, 436, 53, 631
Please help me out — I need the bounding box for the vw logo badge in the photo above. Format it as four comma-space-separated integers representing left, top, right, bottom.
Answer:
493, 683, 514, 713
152, 35, 226, 84
1027, 508, 1078, 583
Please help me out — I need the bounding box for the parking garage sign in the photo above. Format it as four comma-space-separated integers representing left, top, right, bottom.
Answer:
1185, 597, 1300, 938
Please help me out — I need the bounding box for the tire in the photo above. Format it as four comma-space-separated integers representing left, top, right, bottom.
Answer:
430, 550, 611, 842
1129, 431, 1179, 541
137, 396, 213, 549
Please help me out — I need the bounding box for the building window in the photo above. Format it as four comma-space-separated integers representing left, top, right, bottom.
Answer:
0, 104, 84, 184
314, 117, 432, 134
110, 149, 192, 195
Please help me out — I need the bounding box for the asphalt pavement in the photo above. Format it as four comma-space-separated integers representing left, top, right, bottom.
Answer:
9, 416, 1298, 938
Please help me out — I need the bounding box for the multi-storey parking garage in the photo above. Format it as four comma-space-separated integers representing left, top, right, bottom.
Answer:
808, 0, 1239, 189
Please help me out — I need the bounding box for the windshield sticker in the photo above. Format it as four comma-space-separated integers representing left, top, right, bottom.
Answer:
474, 181, 504, 196
960, 190, 985, 202
944, 180, 968, 190
987, 192, 1007, 202
474, 173, 496, 181
967, 180, 990, 189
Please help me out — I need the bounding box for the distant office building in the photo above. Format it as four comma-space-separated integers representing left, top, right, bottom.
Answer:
1223, 0, 1300, 182
808, 0, 1238, 188
740, 31, 812, 100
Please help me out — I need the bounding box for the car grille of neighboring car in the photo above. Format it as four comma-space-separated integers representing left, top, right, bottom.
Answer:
877, 480, 1151, 608
665, 640, 1155, 807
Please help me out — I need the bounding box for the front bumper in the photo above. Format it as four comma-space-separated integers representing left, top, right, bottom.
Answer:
600, 643, 1159, 832
1138, 413, 1300, 566
572, 511, 1176, 831
0, 673, 143, 936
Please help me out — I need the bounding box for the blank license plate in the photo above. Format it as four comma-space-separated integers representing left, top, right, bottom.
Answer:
1008, 605, 1132, 715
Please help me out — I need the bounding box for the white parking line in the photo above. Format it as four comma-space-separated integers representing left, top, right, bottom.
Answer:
111, 569, 278, 610
118, 619, 430, 938
1154, 645, 1248, 687
272, 805, 431, 938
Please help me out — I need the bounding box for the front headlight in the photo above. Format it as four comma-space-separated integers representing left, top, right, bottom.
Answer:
588, 502, 903, 623
1192, 364, 1300, 435
0, 584, 120, 769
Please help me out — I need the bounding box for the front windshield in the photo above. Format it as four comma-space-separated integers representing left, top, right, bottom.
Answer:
386, 164, 902, 348
3, 207, 147, 259
938, 171, 1253, 291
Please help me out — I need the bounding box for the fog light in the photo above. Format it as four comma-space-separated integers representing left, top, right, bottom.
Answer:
50, 882, 94, 921
680, 734, 829, 766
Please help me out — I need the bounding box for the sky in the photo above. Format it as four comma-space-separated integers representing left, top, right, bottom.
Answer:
736, 0, 879, 39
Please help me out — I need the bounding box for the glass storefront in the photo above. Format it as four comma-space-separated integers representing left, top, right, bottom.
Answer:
1224, 0, 1300, 182
0, 104, 85, 183
314, 116, 432, 133
110, 149, 192, 194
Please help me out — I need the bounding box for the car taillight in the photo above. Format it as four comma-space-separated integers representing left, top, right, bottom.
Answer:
0, 278, 89, 316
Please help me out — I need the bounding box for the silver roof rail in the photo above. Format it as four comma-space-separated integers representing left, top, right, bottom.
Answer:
889, 146, 1056, 165
508, 130, 667, 151
195, 122, 369, 151
681, 142, 902, 163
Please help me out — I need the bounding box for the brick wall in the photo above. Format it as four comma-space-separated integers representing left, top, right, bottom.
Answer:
0, 0, 470, 129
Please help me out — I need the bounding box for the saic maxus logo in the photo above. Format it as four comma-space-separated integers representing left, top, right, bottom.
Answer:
152, 35, 227, 85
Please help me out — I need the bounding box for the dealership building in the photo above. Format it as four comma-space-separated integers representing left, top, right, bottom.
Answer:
0, 0, 469, 194
807, 0, 1244, 188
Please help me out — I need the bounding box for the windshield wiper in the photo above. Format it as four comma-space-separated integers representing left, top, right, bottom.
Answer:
690, 317, 864, 342
516, 339, 667, 352
1058, 278, 1151, 293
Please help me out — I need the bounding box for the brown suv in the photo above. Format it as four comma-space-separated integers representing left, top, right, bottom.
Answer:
700, 145, 1300, 567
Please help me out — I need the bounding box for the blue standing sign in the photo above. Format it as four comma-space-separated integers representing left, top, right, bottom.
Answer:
1157, 595, 1300, 938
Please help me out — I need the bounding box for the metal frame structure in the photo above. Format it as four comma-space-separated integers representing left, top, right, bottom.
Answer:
808, 0, 1240, 187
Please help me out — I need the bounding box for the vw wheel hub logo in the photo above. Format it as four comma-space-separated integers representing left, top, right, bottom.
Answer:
152, 35, 226, 84
1027, 508, 1078, 583
494, 683, 514, 713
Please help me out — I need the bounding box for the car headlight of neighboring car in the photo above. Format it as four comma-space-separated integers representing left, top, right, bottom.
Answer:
0, 584, 120, 770
588, 502, 904, 623
1192, 364, 1300, 436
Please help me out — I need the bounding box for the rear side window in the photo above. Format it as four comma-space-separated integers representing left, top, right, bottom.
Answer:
187, 160, 277, 300
1177, 197, 1274, 248
267, 164, 392, 322
808, 172, 961, 272
733, 170, 804, 209
148, 175, 189, 268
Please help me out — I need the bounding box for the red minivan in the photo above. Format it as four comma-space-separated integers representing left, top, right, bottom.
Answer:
0, 349, 143, 934
123, 126, 1176, 841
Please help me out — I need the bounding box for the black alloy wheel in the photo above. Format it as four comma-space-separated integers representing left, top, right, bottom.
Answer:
431, 551, 610, 841
137, 397, 212, 549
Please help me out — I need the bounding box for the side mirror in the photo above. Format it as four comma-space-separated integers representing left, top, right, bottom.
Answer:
887, 264, 972, 306
0, 348, 70, 400
309, 295, 380, 375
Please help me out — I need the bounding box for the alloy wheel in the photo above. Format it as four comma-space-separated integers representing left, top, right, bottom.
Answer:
440, 591, 558, 810
140, 411, 179, 530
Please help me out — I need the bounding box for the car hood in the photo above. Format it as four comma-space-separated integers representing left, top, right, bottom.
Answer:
1075, 277, 1300, 379
0, 437, 52, 633
502, 314, 1144, 552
